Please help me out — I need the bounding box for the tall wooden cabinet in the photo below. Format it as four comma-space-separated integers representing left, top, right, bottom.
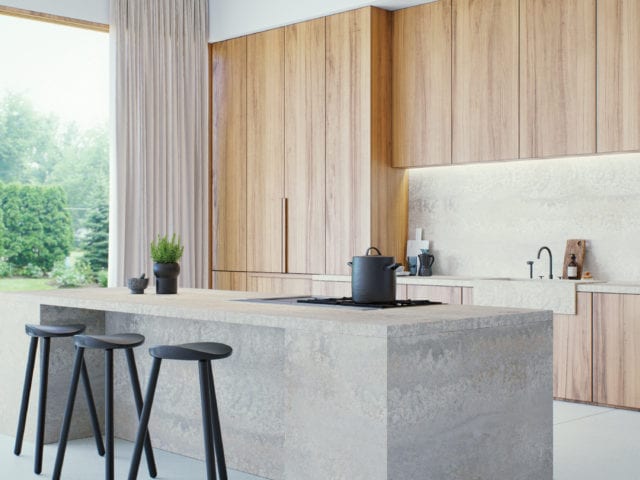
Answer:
211, 8, 407, 285
247, 28, 285, 273
452, 0, 518, 164
597, 0, 640, 153
326, 7, 407, 275
392, 1, 451, 167
284, 18, 326, 274
211, 37, 247, 273
520, 0, 596, 158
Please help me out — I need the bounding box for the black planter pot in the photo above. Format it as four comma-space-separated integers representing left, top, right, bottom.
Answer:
153, 262, 180, 294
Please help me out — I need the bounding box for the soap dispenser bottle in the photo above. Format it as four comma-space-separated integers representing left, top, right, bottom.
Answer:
567, 254, 578, 280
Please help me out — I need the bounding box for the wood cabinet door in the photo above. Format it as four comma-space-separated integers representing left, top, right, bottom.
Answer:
247, 28, 285, 273
520, 0, 596, 158
593, 293, 640, 408
554, 292, 592, 402
212, 271, 247, 291
211, 38, 247, 271
325, 8, 372, 275
452, 0, 518, 164
597, 0, 640, 153
247, 273, 312, 296
393, 1, 451, 167
406, 285, 462, 305
285, 18, 326, 274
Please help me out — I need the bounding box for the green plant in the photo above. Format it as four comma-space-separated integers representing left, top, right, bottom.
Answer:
83, 205, 109, 272
150, 234, 184, 264
96, 269, 108, 287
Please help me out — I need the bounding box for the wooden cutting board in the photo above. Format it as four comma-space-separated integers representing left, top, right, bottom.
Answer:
562, 239, 586, 279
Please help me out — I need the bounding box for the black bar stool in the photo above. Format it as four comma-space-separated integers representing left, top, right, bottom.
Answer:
53, 333, 158, 480
128, 342, 233, 480
14, 324, 105, 474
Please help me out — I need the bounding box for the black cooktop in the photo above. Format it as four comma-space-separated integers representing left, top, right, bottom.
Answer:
296, 297, 443, 308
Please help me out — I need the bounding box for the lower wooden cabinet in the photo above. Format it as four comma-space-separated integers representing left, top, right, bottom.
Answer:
553, 292, 592, 402
212, 271, 247, 291
246, 273, 313, 296
593, 292, 640, 408
405, 285, 463, 304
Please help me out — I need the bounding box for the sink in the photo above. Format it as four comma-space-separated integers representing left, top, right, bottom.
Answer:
472, 278, 581, 314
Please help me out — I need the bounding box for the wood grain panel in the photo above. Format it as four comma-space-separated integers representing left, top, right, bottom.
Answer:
211, 37, 247, 271
370, 8, 408, 277
212, 271, 247, 291
520, 0, 596, 158
594, 293, 640, 408
597, 0, 640, 152
406, 285, 462, 305
247, 273, 312, 296
553, 292, 592, 402
311, 280, 352, 298
247, 28, 285, 273
285, 18, 326, 274
392, 1, 451, 167
461, 287, 473, 305
326, 8, 372, 275
453, 0, 518, 163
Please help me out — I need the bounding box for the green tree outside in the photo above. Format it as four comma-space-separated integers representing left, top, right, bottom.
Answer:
0, 183, 73, 273
83, 204, 109, 272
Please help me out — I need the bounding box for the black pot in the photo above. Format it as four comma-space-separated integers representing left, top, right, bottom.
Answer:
347, 247, 401, 303
153, 262, 180, 294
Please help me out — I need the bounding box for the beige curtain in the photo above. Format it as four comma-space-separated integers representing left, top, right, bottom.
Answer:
109, 0, 208, 288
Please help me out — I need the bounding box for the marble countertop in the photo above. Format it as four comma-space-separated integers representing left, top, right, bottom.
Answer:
576, 282, 640, 294
1, 287, 550, 338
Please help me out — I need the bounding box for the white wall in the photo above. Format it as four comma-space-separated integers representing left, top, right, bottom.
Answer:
408, 153, 640, 282
0, 0, 109, 24
208, 0, 432, 42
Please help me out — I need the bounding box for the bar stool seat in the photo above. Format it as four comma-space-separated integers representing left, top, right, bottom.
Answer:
15, 323, 104, 475
53, 333, 157, 480
150, 342, 232, 361
129, 342, 233, 480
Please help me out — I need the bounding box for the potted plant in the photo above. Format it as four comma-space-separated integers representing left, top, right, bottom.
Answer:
150, 234, 184, 294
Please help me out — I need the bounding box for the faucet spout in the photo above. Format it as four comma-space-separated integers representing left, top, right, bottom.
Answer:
537, 246, 553, 279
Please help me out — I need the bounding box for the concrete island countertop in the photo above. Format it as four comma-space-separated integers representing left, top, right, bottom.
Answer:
2, 287, 549, 338
0, 287, 552, 480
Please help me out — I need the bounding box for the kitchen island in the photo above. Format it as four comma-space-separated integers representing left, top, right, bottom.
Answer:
0, 288, 552, 480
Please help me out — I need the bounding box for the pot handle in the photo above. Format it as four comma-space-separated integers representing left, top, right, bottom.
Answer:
385, 262, 402, 271
347, 261, 353, 267
365, 247, 382, 256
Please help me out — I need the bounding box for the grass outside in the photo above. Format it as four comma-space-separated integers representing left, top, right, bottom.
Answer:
0, 278, 56, 291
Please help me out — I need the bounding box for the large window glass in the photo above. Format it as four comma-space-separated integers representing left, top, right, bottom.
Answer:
0, 13, 109, 290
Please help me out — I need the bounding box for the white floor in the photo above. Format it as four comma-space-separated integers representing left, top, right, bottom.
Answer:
1, 401, 639, 479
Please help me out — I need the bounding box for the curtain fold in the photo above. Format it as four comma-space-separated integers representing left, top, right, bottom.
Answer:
109, 0, 208, 288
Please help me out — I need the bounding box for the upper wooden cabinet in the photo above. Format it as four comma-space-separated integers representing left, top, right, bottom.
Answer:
520, 0, 596, 158
392, 1, 451, 167
597, 0, 640, 153
211, 37, 247, 272
452, 0, 518, 164
284, 18, 326, 274
246, 28, 285, 273
326, 7, 408, 275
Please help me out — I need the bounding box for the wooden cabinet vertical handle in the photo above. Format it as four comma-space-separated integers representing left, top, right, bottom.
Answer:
282, 197, 288, 273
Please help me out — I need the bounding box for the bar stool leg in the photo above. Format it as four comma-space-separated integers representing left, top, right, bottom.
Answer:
52, 347, 85, 480
125, 348, 158, 478
206, 361, 228, 480
14, 336, 38, 456
198, 360, 217, 480
128, 357, 162, 480
34, 337, 51, 474
105, 349, 114, 480
80, 362, 106, 456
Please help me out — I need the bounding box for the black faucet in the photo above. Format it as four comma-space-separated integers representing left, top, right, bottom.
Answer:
537, 246, 553, 279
